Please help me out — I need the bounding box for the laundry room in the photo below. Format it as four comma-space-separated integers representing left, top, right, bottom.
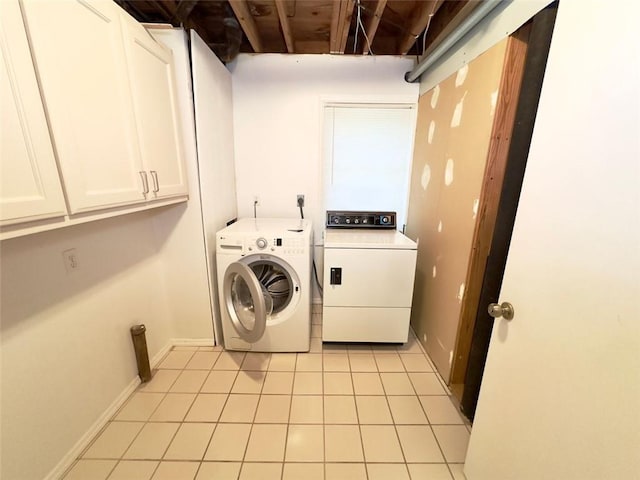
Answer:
2, 1, 639, 480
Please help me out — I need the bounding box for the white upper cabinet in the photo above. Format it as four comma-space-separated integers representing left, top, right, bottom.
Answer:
121, 16, 188, 200
0, 0, 67, 226
20, 0, 147, 214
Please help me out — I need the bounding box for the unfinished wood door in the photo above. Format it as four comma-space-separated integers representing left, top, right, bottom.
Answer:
449, 25, 531, 388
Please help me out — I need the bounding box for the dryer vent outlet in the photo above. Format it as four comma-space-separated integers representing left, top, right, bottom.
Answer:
297, 195, 304, 207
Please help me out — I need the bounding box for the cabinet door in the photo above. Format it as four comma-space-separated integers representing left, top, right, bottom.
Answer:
0, 0, 66, 226
122, 16, 188, 199
21, 0, 146, 214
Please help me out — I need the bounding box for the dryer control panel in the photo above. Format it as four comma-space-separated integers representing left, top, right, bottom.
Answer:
326, 210, 396, 229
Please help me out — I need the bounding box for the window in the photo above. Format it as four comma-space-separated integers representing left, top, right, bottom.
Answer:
323, 105, 415, 230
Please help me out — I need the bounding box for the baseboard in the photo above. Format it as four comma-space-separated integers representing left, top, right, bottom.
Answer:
46, 340, 175, 480
151, 341, 175, 368
45, 375, 141, 480
170, 337, 216, 348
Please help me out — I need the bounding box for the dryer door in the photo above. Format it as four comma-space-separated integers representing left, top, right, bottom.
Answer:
223, 261, 273, 343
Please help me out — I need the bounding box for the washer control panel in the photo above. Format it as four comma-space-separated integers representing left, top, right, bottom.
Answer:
242, 236, 306, 255
326, 210, 396, 229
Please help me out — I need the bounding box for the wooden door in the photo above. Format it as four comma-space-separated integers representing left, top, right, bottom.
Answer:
0, 0, 66, 226
21, 0, 145, 213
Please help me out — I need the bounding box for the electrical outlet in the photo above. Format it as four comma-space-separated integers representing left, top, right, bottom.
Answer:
297, 194, 304, 207
62, 248, 79, 273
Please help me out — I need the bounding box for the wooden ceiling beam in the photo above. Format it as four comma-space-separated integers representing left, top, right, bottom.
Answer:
275, 0, 295, 53
330, 0, 355, 54
228, 0, 264, 53
338, 0, 356, 53
360, 0, 387, 54
330, 0, 340, 52
398, 0, 442, 55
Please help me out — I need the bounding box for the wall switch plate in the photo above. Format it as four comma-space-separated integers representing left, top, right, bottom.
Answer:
62, 248, 79, 273
297, 194, 304, 207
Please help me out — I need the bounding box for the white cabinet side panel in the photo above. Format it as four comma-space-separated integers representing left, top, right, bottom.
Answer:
149, 28, 215, 341
191, 31, 238, 344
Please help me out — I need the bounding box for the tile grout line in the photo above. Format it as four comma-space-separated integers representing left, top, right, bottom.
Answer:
349, 355, 370, 480
280, 352, 296, 480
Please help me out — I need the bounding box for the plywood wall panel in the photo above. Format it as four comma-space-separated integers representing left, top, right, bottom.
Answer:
406, 39, 508, 381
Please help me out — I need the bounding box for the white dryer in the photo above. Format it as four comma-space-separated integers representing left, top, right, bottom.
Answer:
322, 211, 417, 343
216, 218, 312, 352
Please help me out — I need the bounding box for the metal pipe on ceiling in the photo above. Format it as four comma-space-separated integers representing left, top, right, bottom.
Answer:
405, 0, 504, 83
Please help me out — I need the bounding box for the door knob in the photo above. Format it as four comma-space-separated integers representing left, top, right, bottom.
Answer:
488, 302, 514, 320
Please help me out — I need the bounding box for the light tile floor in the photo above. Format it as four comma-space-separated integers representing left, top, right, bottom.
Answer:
63, 311, 470, 480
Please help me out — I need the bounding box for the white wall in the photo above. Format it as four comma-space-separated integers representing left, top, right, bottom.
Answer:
230, 54, 419, 243
230, 54, 418, 301
0, 213, 173, 480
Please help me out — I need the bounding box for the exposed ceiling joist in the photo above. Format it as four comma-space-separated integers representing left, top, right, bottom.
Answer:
330, 0, 356, 54
398, 0, 442, 55
275, 0, 294, 53
360, 0, 387, 54
118, 0, 477, 62
228, 0, 263, 53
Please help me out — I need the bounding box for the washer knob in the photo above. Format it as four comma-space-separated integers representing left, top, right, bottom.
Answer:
256, 237, 268, 249
346, 218, 351, 224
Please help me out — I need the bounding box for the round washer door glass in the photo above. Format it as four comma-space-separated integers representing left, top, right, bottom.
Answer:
250, 260, 295, 314
224, 261, 273, 343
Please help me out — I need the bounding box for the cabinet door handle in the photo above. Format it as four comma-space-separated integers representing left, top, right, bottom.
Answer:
150, 170, 159, 193
139, 171, 149, 195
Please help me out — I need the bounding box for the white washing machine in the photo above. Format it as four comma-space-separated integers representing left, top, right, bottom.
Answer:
216, 218, 312, 352
322, 211, 417, 343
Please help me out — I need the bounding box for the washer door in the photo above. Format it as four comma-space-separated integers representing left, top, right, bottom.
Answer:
223, 261, 273, 343
223, 254, 301, 343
